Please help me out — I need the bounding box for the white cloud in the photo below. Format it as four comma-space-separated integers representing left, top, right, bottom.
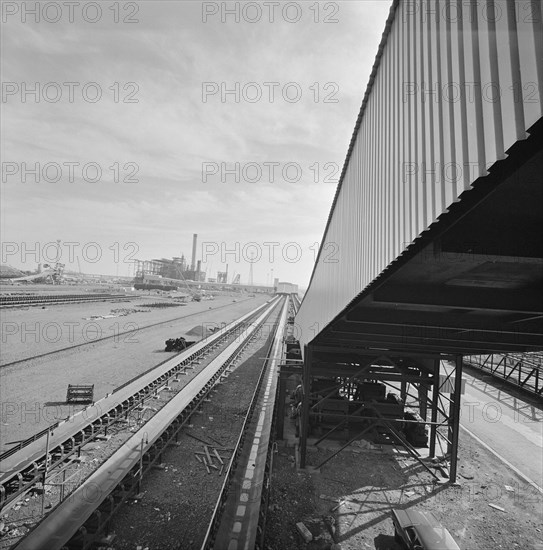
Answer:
1, 1, 393, 286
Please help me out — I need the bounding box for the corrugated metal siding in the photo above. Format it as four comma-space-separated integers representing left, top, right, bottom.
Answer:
296, 0, 543, 349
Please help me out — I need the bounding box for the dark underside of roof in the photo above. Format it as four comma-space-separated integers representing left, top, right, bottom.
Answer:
312, 118, 543, 358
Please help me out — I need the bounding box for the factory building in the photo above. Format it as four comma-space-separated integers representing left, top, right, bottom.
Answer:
133, 234, 206, 285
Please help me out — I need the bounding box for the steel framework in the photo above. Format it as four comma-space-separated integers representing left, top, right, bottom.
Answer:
464, 353, 543, 396
298, 346, 465, 483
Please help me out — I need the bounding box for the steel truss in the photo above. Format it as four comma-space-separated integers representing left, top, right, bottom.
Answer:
464, 352, 543, 396
298, 346, 465, 483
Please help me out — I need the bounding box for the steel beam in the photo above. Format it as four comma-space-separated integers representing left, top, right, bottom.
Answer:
309, 369, 434, 383
330, 326, 537, 347
314, 424, 374, 470
372, 285, 543, 315
299, 345, 312, 469
318, 336, 537, 355
344, 316, 542, 337
429, 359, 440, 458
448, 356, 464, 483
276, 372, 287, 440
311, 345, 451, 359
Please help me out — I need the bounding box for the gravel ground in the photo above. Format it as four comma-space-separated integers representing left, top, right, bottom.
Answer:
106, 305, 281, 549
265, 421, 543, 550
0, 295, 269, 451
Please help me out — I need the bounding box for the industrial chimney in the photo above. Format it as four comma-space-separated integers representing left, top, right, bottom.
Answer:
191, 233, 198, 271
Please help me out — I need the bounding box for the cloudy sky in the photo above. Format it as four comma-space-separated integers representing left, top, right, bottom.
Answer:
1, 0, 392, 287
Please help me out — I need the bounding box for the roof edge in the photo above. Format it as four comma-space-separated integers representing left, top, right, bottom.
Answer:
300, 0, 400, 309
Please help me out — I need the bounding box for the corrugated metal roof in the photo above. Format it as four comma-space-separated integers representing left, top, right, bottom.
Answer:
297, 0, 543, 351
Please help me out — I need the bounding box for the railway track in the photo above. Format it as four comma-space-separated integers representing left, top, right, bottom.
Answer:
1, 297, 285, 548
202, 296, 289, 549
0, 294, 131, 309
0, 299, 278, 527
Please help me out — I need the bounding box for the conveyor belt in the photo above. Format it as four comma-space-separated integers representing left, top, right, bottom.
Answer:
12, 299, 282, 549
0, 299, 277, 513
0, 294, 131, 308
202, 296, 289, 549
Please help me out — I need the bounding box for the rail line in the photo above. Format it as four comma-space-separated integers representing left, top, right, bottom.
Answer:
202, 296, 289, 550
0, 296, 255, 370
0, 294, 131, 309
291, 293, 301, 314
0, 298, 278, 518
7, 297, 284, 549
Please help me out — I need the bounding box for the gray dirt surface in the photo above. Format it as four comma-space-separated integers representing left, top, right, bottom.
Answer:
0, 295, 269, 448
264, 426, 543, 550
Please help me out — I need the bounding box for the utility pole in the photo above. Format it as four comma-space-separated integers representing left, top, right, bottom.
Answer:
248, 253, 254, 286
41, 426, 53, 515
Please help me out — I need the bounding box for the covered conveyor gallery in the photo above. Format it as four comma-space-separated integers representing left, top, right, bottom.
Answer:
295, 0, 543, 482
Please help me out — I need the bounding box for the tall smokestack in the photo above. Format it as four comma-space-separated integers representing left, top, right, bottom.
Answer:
191, 233, 197, 271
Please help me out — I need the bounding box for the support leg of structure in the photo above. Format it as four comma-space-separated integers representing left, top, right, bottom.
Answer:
449, 356, 463, 483
419, 383, 428, 419
400, 380, 407, 402
429, 359, 440, 458
276, 373, 287, 440
299, 345, 312, 469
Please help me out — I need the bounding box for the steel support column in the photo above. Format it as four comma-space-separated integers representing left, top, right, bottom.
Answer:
276, 372, 287, 440
429, 359, 440, 458
449, 356, 463, 482
299, 345, 312, 469
400, 380, 407, 401
419, 383, 428, 419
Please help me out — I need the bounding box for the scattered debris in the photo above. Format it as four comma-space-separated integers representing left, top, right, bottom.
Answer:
488, 503, 506, 513
331, 500, 346, 512
194, 444, 231, 475
83, 307, 149, 321
296, 521, 313, 543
